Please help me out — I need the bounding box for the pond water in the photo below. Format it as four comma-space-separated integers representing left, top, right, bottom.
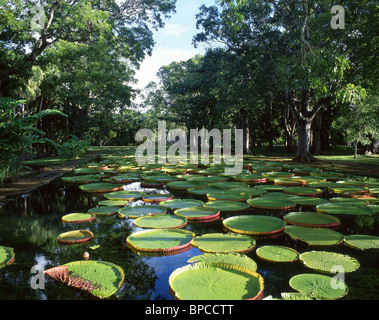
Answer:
0, 168, 378, 300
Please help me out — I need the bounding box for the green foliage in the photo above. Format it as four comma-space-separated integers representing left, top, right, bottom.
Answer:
57, 135, 90, 161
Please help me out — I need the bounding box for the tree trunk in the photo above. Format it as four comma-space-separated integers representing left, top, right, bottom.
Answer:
294, 118, 316, 162
311, 111, 322, 155
354, 137, 359, 159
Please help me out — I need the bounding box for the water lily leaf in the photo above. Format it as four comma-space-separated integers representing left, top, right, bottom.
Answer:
188, 253, 258, 271
169, 262, 264, 300
61, 213, 96, 223
223, 215, 286, 235
187, 185, 228, 196
57, 230, 94, 244
203, 201, 250, 212
174, 206, 220, 222
344, 234, 379, 250
247, 197, 296, 211
98, 200, 129, 207
126, 229, 195, 253
316, 203, 374, 216
284, 226, 344, 246
299, 251, 360, 273
0, 246, 15, 268
283, 186, 323, 196
134, 214, 187, 229
118, 205, 167, 219
289, 273, 348, 300
88, 206, 119, 216
191, 233, 256, 253
45, 260, 124, 299
207, 191, 253, 202
283, 211, 341, 228
288, 196, 330, 207
142, 194, 174, 203
160, 199, 204, 210
166, 180, 209, 190
61, 175, 101, 184
79, 183, 124, 193
104, 191, 144, 201
256, 245, 299, 263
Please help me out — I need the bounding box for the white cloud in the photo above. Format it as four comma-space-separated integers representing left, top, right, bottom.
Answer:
133, 46, 198, 91
163, 23, 190, 38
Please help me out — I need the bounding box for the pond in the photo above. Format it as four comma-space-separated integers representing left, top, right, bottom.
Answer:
0, 157, 378, 300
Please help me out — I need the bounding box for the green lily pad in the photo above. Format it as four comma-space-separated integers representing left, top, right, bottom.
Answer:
61, 213, 96, 223
283, 211, 341, 228
0, 246, 15, 268
299, 251, 360, 273
88, 206, 119, 216
142, 194, 174, 203
160, 199, 204, 210
247, 197, 296, 211
207, 191, 253, 202
191, 233, 256, 253
288, 196, 330, 207
289, 273, 348, 300
174, 207, 220, 222
284, 226, 344, 246
273, 178, 306, 186
74, 168, 99, 174
98, 200, 130, 207
45, 260, 124, 299
203, 200, 250, 212
142, 175, 178, 183
169, 262, 264, 300
134, 214, 187, 229
104, 191, 144, 201
126, 229, 195, 253
188, 253, 258, 271
209, 182, 249, 189
166, 180, 209, 190
118, 205, 167, 219
329, 197, 369, 205
61, 175, 101, 184
344, 234, 379, 250
187, 185, 228, 196
79, 183, 124, 193
316, 203, 374, 216
223, 215, 286, 235
256, 245, 299, 262
283, 186, 323, 196
232, 173, 267, 183
57, 230, 94, 244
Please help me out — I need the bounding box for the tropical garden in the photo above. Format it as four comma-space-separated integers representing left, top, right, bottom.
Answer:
0, 0, 378, 302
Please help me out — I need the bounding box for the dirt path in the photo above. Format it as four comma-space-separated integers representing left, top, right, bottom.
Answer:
0, 149, 103, 200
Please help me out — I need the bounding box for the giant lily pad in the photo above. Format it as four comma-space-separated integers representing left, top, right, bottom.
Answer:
166, 180, 209, 190
188, 253, 258, 271
207, 191, 253, 202
126, 229, 195, 253
209, 181, 249, 189
247, 197, 296, 211
284, 226, 344, 246
203, 201, 250, 212
169, 262, 264, 300
61, 175, 101, 184
88, 206, 119, 216
223, 215, 286, 236
316, 203, 374, 216
344, 234, 379, 250
283, 211, 341, 228
256, 245, 299, 263
187, 185, 228, 196
283, 186, 323, 196
79, 183, 123, 193
232, 173, 267, 184
289, 273, 348, 300
45, 260, 124, 299
104, 191, 144, 201
288, 196, 330, 207
142, 194, 174, 203
191, 233, 256, 253
61, 213, 96, 223
0, 246, 15, 268
118, 205, 167, 219
57, 230, 94, 244
134, 214, 187, 229
299, 251, 360, 273
160, 199, 204, 210
174, 207, 220, 222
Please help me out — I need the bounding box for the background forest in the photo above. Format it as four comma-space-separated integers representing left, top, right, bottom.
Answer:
1, 0, 378, 183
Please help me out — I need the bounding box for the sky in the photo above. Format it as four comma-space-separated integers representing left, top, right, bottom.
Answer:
133, 0, 217, 99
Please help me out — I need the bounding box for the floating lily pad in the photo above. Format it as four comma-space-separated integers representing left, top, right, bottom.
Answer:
88, 206, 119, 216
203, 200, 250, 212
288, 196, 330, 207
79, 183, 124, 193
191, 233, 256, 253
331, 186, 369, 195
98, 200, 129, 207
188, 253, 258, 271
142, 194, 174, 203
289, 273, 348, 300
316, 203, 374, 216
174, 207, 220, 222
142, 175, 178, 183
134, 214, 187, 229
57, 230, 94, 244
273, 178, 306, 187
223, 215, 286, 236
169, 262, 264, 300
61, 175, 101, 184
329, 197, 369, 205
118, 205, 167, 219
209, 181, 249, 189
284, 226, 344, 246
283, 211, 341, 228
299, 251, 360, 273
126, 229, 195, 253
283, 186, 323, 196
104, 191, 144, 201
45, 260, 124, 299
160, 199, 204, 210
232, 173, 267, 184
166, 180, 209, 190
344, 234, 379, 250
74, 168, 99, 174
256, 245, 299, 263
207, 191, 253, 202
0, 246, 15, 268
187, 185, 228, 196
61, 213, 96, 223
247, 197, 296, 211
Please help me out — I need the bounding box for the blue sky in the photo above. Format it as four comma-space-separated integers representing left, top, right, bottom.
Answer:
133, 0, 217, 94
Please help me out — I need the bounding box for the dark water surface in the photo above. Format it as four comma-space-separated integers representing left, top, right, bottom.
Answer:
0, 173, 378, 300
